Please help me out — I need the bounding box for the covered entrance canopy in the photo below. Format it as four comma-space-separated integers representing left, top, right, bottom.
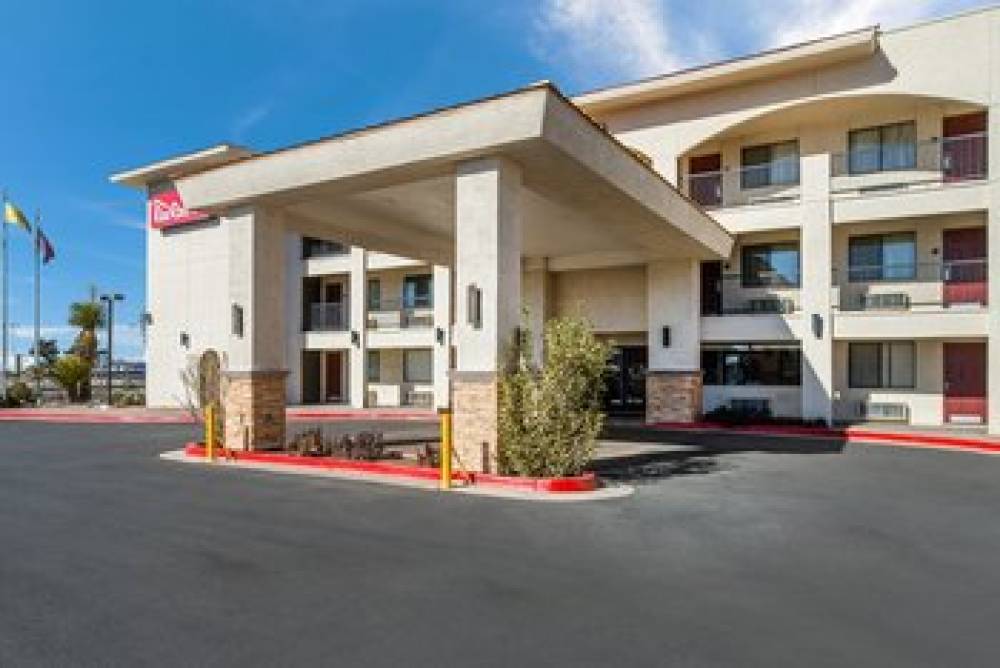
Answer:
172, 82, 733, 468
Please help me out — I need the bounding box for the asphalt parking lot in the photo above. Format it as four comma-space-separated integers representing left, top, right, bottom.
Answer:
1, 420, 999, 667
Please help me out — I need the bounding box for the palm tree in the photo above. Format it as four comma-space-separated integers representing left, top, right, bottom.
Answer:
68, 300, 106, 401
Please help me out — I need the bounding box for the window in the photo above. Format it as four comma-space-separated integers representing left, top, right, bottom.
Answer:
403, 349, 432, 383
741, 140, 800, 189
741, 243, 800, 287
403, 274, 433, 308
848, 342, 915, 389
848, 233, 917, 281
302, 237, 347, 258
367, 279, 381, 310
366, 350, 380, 383
701, 346, 801, 386
848, 122, 917, 174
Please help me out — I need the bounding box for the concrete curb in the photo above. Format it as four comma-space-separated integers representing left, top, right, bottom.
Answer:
160, 450, 633, 503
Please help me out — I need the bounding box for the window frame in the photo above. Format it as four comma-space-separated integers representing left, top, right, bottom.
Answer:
402, 274, 433, 309
848, 341, 916, 389
367, 279, 382, 311
403, 349, 433, 384
740, 242, 801, 288
740, 140, 800, 190
847, 232, 917, 282
847, 121, 917, 175
366, 350, 381, 383
701, 345, 802, 387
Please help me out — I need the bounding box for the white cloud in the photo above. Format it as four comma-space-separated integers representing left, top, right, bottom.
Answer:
534, 0, 988, 87
534, 0, 690, 81
230, 102, 272, 142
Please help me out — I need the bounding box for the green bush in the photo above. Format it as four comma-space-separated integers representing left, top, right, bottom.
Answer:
497, 315, 610, 478
5, 381, 34, 407
50, 354, 91, 403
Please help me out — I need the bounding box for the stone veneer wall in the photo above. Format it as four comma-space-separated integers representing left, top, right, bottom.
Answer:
646, 370, 703, 424
450, 371, 499, 473
223, 371, 288, 450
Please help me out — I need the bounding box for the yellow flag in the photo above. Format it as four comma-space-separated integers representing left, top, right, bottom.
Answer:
4, 201, 31, 233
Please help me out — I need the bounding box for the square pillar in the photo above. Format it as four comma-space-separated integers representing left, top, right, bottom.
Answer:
222, 205, 288, 450
451, 157, 522, 472
645, 259, 702, 423
522, 257, 552, 367
348, 248, 368, 408
799, 144, 834, 424
988, 103, 1000, 434
432, 264, 451, 409
284, 232, 304, 404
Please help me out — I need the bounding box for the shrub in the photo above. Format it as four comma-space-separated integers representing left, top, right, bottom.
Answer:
6, 381, 34, 407
50, 355, 91, 403
497, 315, 610, 478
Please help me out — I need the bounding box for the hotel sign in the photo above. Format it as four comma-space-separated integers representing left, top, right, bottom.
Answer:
148, 187, 211, 229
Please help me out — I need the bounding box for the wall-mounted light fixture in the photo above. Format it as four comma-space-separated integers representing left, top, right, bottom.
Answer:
466, 284, 482, 330
661, 326, 671, 348
231, 303, 244, 338
351, 330, 360, 347
435, 327, 445, 345
179, 332, 190, 348
812, 313, 823, 339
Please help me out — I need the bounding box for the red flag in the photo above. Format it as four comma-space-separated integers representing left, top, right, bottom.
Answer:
37, 229, 55, 264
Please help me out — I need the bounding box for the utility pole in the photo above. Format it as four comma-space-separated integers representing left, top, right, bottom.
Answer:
100, 293, 124, 405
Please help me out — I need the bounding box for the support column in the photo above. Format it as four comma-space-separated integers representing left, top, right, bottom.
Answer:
284, 232, 304, 405
522, 257, 552, 367
223, 205, 287, 450
348, 247, 368, 408
451, 157, 522, 472
645, 259, 702, 423
799, 143, 834, 425
988, 99, 1000, 434
432, 264, 451, 409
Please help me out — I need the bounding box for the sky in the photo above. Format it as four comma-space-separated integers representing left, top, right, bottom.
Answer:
0, 0, 991, 363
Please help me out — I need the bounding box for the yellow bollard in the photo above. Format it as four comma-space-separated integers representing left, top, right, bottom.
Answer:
438, 407, 452, 491
205, 404, 216, 461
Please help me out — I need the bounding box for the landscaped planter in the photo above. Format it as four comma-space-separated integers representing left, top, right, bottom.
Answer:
183, 443, 600, 492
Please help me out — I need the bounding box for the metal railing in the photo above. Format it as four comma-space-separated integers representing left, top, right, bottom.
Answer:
683, 162, 801, 209
833, 259, 988, 311
367, 299, 434, 330
307, 302, 349, 331
702, 273, 801, 316
830, 133, 987, 187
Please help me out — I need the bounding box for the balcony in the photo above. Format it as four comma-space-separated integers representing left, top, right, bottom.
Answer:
367, 299, 434, 330
830, 133, 987, 196
834, 260, 988, 312
683, 162, 801, 210
306, 302, 349, 331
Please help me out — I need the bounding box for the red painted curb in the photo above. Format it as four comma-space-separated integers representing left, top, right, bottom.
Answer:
182, 444, 599, 492
650, 422, 1000, 455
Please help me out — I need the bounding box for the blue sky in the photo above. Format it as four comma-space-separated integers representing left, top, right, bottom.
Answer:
0, 0, 990, 362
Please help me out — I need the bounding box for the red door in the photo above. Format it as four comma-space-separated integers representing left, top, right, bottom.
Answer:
943, 342, 987, 423
325, 351, 343, 403
942, 112, 987, 181
943, 227, 987, 306
688, 154, 722, 207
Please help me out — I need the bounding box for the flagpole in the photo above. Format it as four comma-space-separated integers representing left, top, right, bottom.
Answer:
34, 211, 41, 402
1, 190, 8, 402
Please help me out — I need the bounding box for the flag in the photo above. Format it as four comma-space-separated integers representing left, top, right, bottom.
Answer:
37, 229, 55, 264
3, 201, 32, 233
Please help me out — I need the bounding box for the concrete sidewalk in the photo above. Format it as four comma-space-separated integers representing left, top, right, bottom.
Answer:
0, 405, 437, 424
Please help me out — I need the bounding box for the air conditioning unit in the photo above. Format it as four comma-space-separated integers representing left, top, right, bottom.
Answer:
860, 401, 908, 421
861, 293, 910, 310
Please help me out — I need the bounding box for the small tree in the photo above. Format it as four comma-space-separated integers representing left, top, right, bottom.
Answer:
50, 354, 91, 403
497, 315, 610, 478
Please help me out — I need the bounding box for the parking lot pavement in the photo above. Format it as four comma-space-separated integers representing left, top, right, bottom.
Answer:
2, 421, 999, 667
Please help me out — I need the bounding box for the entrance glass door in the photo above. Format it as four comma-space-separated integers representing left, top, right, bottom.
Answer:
604, 346, 648, 416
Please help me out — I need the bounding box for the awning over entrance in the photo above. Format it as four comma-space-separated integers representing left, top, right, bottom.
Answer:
175, 83, 733, 266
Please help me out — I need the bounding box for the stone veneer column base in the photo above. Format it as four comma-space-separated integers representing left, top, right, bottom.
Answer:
450, 371, 499, 473
223, 370, 288, 451
645, 370, 703, 424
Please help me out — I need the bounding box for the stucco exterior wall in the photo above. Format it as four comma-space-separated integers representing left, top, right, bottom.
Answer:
552, 265, 646, 333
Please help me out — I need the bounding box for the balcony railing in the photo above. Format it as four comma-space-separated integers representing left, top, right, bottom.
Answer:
367, 299, 434, 330
830, 133, 987, 192
702, 273, 801, 316
834, 260, 988, 311
307, 302, 349, 331
683, 163, 801, 209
